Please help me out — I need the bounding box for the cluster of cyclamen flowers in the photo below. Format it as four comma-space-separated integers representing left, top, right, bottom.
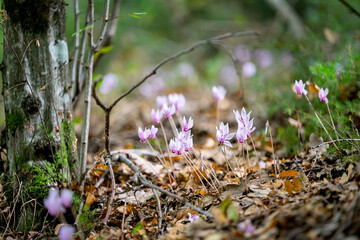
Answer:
169, 117, 193, 155
138, 93, 194, 155
216, 108, 256, 147
294, 79, 329, 104
44, 188, 75, 240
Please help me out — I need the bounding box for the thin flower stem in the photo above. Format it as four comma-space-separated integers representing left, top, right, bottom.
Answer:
220, 146, 235, 182
326, 103, 340, 143
184, 152, 218, 192
147, 139, 176, 185
304, 95, 340, 151
183, 153, 208, 191
169, 117, 178, 136
249, 136, 263, 182
268, 125, 278, 178
176, 111, 183, 130
191, 147, 221, 185
317, 112, 360, 154
245, 141, 251, 173
242, 142, 248, 191
231, 151, 242, 178
216, 101, 220, 126
159, 120, 175, 183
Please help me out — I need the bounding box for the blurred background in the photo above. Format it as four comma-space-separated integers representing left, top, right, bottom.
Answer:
1, 0, 359, 156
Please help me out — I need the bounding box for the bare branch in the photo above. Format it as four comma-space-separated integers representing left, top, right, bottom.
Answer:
112, 153, 214, 219
92, 77, 107, 110
210, 39, 244, 93
79, 0, 95, 181
93, 0, 111, 50
93, 0, 121, 69
102, 156, 116, 225
71, 0, 80, 98
73, 8, 90, 105
109, 31, 259, 110
339, 0, 360, 18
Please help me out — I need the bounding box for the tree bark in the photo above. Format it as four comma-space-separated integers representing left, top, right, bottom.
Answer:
1, 0, 77, 231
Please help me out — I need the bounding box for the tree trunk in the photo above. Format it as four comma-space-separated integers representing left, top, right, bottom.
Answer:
1, 0, 77, 231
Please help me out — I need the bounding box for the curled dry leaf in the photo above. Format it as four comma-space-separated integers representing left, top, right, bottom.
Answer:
280, 170, 299, 178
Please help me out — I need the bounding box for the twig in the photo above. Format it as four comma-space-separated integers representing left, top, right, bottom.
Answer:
103, 156, 116, 225
79, 0, 95, 182
71, 0, 80, 98
109, 31, 259, 110
112, 153, 214, 219
121, 192, 128, 240
93, 0, 121, 70
93, 0, 111, 49
209, 39, 244, 93
4, 182, 22, 236
73, 8, 89, 105
339, 0, 360, 18
311, 138, 360, 149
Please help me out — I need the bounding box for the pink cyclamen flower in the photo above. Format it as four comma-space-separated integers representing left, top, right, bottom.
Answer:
162, 104, 176, 119
216, 122, 235, 148
149, 125, 158, 139
60, 189, 73, 208
212, 85, 227, 101
238, 218, 255, 234
265, 120, 269, 135
182, 132, 193, 152
182, 116, 193, 132
156, 96, 168, 109
233, 108, 252, 125
188, 213, 199, 223
294, 80, 307, 95
318, 88, 329, 104
151, 109, 162, 124
168, 93, 186, 111
58, 225, 75, 240
44, 188, 65, 216
242, 62, 257, 78
138, 127, 150, 142
236, 125, 248, 143
246, 118, 256, 137
169, 138, 183, 155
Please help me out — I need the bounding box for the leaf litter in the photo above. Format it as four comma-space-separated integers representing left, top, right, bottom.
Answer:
76, 92, 360, 240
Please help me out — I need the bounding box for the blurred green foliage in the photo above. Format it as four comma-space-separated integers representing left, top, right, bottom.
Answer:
0, 0, 359, 156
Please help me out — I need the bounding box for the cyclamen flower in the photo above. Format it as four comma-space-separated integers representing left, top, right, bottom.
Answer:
60, 189, 73, 208
234, 108, 252, 125
212, 85, 227, 101
265, 120, 269, 135
149, 125, 158, 139
236, 125, 248, 143
169, 138, 183, 155
138, 127, 150, 142
168, 93, 186, 111
151, 109, 162, 124
182, 132, 193, 152
294, 80, 307, 95
242, 62, 257, 78
182, 116, 193, 132
162, 104, 176, 119
216, 122, 235, 148
318, 88, 329, 104
58, 225, 75, 240
188, 213, 199, 223
238, 218, 255, 234
246, 118, 256, 137
156, 96, 168, 109
44, 188, 65, 216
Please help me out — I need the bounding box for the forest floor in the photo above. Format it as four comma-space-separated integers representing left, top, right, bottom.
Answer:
76, 88, 360, 240
2, 88, 360, 240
